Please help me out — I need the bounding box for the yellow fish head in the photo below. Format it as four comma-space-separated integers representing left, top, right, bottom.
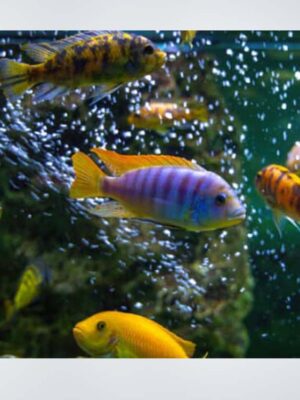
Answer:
73, 312, 118, 357
127, 36, 166, 78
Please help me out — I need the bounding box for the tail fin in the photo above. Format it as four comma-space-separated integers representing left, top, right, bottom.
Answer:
4, 300, 15, 322
0, 59, 32, 100
70, 152, 107, 199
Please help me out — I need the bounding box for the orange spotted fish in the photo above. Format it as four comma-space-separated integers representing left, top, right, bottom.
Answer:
73, 310, 196, 358
0, 31, 166, 103
255, 164, 300, 235
70, 148, 245, 232
287, 142, 300, 174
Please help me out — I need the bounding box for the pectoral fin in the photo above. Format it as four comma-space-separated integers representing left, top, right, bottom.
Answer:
273, 210, 286, 237
273, 210, 300, 236
285, 216, 300, 233
33, 83, 68, 102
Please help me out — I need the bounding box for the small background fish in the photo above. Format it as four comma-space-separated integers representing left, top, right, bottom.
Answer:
287, 142, 300, 174
4, 259, 51, 322
127, 101, 209, 133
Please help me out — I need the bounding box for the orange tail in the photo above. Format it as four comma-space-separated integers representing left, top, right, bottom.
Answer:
70, 152, 106, 199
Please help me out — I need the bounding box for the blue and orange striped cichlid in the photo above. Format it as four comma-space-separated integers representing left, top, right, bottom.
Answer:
73, 310, 196, 358
0, 31, 166, 103
70, 148, 245, 232
255, 164, 300, 235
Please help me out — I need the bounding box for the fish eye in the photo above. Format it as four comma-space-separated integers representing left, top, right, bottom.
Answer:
215, 193, 227, 206
143, 45, 154, 55
97, 321, 106, 331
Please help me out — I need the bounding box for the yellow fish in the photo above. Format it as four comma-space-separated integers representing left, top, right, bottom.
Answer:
127, 101, 209, 133
4, 260, 50, 321
181, 31, 197, 46
287, 142, 300, 175
73, 310, 196, 358
0, 31, 166, 103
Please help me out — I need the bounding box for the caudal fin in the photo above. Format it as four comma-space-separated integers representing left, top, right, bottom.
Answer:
0, 59, 32, 100
70, 152, 107, 199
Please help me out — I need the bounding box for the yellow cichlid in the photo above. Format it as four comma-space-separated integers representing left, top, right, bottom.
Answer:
0, 31, 166, 104
181, 31, 197, 46
4, 261, 50, 321
127, 101, 209, 133
73, 311, 196, 358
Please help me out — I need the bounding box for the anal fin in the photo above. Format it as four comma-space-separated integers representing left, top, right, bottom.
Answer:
87, 83, 122, 106
273, 210, 300, 236
33, 83, 68, 103
88, 201, 137, 219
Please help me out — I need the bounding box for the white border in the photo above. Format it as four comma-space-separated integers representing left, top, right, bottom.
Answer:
0, 0, 299, 29
1, 0, 300, 399
0, 359, 299, 399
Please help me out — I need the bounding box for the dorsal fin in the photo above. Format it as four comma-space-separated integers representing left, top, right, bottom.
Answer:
91, 148, 204, 176
22, 31, 116, 63
157, 325, 196, 357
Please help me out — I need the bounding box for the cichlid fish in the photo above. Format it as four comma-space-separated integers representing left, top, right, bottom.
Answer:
287, 142, 300, 174
70, 148, 245, 232
73, 310, 196, 358
255, 164, 300, 235
0, 31, 166, 103
181, 31, 197, 46
127, 101, 209, 133
4, 259, 51, 321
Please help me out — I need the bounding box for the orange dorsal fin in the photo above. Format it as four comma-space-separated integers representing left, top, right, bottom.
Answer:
91, 148, 204, 176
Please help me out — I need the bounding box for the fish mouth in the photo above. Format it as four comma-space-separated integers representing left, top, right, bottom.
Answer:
73, 326, 85, 342
157, 50, 167, 65
229, 207, 246, 221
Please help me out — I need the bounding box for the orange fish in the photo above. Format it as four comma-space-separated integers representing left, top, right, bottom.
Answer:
73, 311, 196, 358
255, 164, 300, 235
